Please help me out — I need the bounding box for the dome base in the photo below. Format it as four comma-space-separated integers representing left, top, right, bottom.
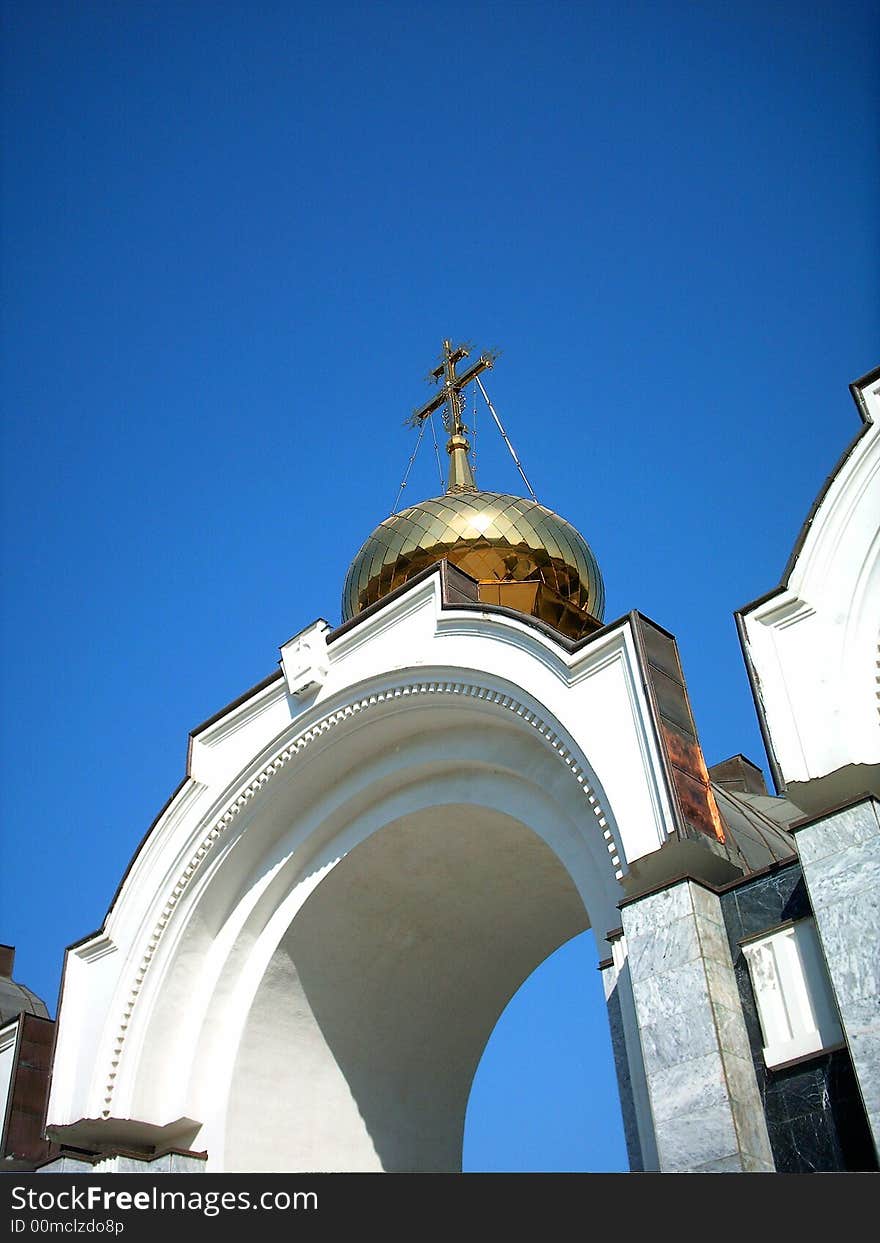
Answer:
476, 579, 603, 641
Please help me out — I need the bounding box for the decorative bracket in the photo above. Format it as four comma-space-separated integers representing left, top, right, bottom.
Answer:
280, 620, 331, 697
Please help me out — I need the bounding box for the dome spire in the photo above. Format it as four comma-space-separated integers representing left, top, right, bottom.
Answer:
408, 339, 498, 494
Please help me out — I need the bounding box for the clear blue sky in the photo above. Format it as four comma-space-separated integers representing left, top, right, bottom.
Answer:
1, 1, 877, 1173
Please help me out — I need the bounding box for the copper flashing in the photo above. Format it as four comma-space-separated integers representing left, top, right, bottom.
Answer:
629, 613, 726, 845
1, 1014, 57, 1166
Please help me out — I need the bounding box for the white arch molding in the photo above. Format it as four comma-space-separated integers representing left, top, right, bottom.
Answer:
90, 678, 631, 1171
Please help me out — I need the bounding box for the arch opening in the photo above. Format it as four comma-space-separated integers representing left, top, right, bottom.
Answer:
463, 930, 629, 1172
224, 803, 602, 1172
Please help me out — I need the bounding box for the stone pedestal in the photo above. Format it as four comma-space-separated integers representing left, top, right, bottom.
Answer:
620, 879, 775, 1172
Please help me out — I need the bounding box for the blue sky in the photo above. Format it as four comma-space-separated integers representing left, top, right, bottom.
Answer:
1, 2, 877, 1172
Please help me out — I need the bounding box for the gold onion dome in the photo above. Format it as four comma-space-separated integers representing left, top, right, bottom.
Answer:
342, 488, 604, 636
341, 341, 605, 641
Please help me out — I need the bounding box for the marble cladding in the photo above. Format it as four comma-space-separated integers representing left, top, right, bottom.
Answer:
794, 799, 880, 1160
602, 962, 645, 1172
622, 879, 774, 1172
35, 1156, 94, 1174
720, 855, 879, 1171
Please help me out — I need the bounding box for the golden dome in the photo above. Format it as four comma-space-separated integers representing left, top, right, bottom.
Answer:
341, 340, 605, 640
342, 487, 605, 639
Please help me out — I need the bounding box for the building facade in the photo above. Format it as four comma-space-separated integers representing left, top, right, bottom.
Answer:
5, 352, 877, 1174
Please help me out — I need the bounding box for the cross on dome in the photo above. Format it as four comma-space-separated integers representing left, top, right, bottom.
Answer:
408, 339, 498, 436
408, 340, 498, 492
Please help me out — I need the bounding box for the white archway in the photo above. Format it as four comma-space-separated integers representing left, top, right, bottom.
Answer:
120, 687, 627, 1170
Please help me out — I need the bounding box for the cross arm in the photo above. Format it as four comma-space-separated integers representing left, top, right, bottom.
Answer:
406, 351, 499, 427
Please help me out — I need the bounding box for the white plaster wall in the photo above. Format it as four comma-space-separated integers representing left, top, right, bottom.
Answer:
740, 372, 880, 791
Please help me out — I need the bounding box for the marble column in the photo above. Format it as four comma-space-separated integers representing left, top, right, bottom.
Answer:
621, 879, 775, 1172
792, 796, 880, 1156
601, 948, 658, 1172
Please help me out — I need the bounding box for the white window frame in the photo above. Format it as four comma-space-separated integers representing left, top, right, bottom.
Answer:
741, 917, 843, 1069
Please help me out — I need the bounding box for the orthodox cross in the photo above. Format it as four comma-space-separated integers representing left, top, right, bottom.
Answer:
407, 339, 498, 435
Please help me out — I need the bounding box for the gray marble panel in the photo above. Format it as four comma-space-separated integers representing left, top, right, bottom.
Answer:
107, 1156, 153, 1174
691, 1153, 746, 1172
804, 837, 880, 911
724, 1051, 763, 1108
730, 1083, 775, 1164
36, 1157, 95, 1174
742, 1153, 775, 1172
36, 1152, 205, 1175
713, 1001, 753, 1060
654, 1105, 738, 1172
795, 803, 879, 867
626, 880, 776, 1171
650, 1050, 729, 1124
799, 804, 880, 1155
691, 882, 726, 928
159, 1153, 206, 1173
629, 957, 708, 1028
809, 894, 880, 1003
845, 993, 880, 1038
695, 909, 734, 966
603, 967, 645, 1172
626, 914, 702, 982
848, 1024, 880, 1119
828, 943, 880, 1008
621, 882, 693, 939
640, 1002, 718, 1076
703, 956, 743, 1011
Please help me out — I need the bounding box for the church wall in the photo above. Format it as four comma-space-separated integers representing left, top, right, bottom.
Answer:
719, 859, 878, 1172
